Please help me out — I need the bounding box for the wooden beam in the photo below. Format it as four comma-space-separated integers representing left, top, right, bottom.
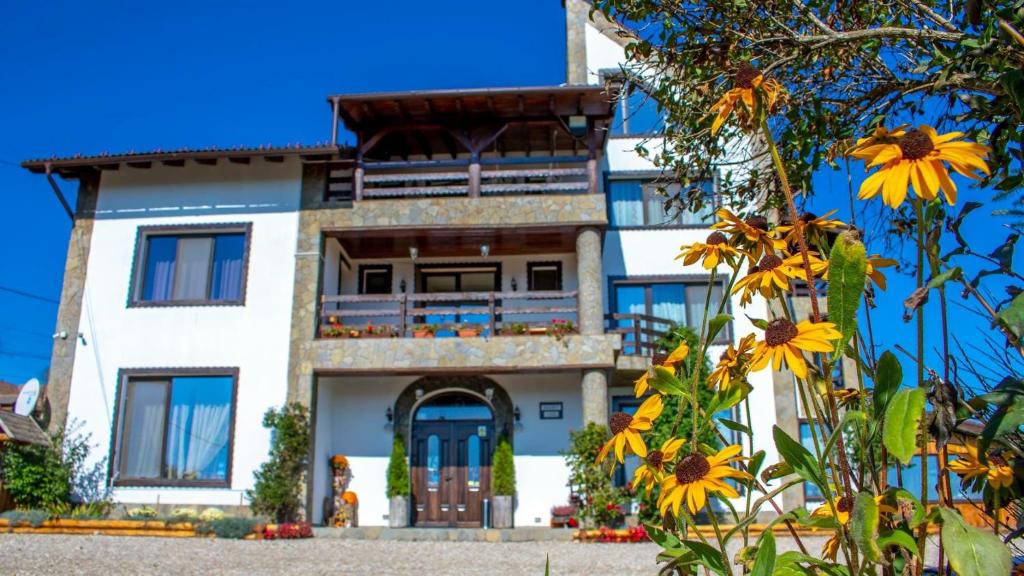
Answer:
126, 161, 152, 169
228, 157, 251, 164
96, 163, 120, 171
161, 159, 186, 167
264, 156, 285, 163
195, 158, 218, 166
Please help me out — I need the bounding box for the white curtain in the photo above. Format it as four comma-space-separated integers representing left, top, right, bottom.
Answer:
166, 400, 230, 480
652, 284, 686, 325
684, 284, 723, 328
172, 237, 213, 301
145, 237, 177, 301
609, 182, 644, 226
123, 381, 166, 478
213, 257, 243, 300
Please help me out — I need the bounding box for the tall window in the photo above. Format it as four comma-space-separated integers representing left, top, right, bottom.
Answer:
607, 180, 715, 228
613, 280, 730, 352
114, 372, 236, 487
132, 225, 250, 306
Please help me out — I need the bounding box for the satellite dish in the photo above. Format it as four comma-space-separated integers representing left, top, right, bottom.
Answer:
15, 378, 40, 416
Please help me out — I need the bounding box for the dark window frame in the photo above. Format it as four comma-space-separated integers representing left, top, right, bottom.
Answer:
109, 367, 239, 488
526, 261, 563, 292
608, 275, 732, 345
605, 175, 718, 230
358, 264, 394, 295
127, 223, 252, 308
414, 262, 502, 294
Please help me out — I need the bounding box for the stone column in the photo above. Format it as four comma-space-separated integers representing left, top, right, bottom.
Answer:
564, 0, 589, 85
575, 226, 604, 336
46, 174, 99, 433
582, 370, 608, 426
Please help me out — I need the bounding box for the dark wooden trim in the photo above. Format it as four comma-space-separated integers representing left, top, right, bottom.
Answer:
126, 223, 253, 309
526, 261, 563, 292
357, 264, 393, 295
414, 262, 502, 294
109, 367, 239, 489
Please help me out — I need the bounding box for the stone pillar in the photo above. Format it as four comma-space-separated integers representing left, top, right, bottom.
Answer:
576, 226, 604, 336
46, 174, 99, 433
582, 369, 608, 426
565, 0, 589, 85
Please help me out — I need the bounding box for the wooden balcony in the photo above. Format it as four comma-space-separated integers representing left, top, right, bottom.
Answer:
318, 291, 579, 339
606, 313, 676, 357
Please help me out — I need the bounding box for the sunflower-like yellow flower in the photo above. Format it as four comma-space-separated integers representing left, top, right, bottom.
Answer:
709, 63, 782, 135
676, 231, 743, 270
708, 334, 756, 390
776, 209, 846, 248
812, 495, 897, 560
634, 342, 690, 397
632, 437, 685, 495
597, 394, 662, 464
712, 208, 786, 261
731, 252, 826, 306
658, 445, 751, 516
948, 441, 1015, 490
749, 318, 841, 379
851, 124, 990, 208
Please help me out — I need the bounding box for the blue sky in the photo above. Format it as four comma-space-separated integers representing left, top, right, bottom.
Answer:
0, 1, 1015, 391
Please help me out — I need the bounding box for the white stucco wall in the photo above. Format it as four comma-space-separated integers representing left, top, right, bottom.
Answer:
64, 161, 302, 506
313, 372, 583, 527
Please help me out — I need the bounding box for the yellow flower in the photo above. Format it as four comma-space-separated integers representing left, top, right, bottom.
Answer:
852, 124, 990, 208
712, 208, 786, 262
812, 495, 897, 560
632, 437, 685, 495
709, 63, 782, 135
658, 445, 751, 516
776, 209, 846, 247
676, 231, 743, 270
948, 441, 1015, 490
708, 334, 756, 390
749, 318, 841, 379
731, 252, 825, 306
635, 341, 690, 397
866, 255, 897, 290
597, 394, 663, 464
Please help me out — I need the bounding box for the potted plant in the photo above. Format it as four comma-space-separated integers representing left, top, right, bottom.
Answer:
550, 504, 577, 528
548, 319, 576, 338
412, 324, 436, 338
456, 324, 481, 338
491, 437, 515, 528
386, 436, 410, 528
502, 322, 528, 336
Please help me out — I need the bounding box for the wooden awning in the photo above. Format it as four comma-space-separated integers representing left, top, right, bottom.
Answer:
0, 412, 50, 446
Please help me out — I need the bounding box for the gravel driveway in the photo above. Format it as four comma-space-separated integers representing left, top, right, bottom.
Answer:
0, 534, 935, 575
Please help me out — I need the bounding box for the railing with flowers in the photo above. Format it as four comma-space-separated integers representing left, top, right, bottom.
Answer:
317, 291, 578, 339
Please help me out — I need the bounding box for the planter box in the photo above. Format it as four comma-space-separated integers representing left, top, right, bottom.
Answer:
0, 518, 196, 538
388, 496, 408, 528
413, 331, 435, 338
491, 495, 513, 529
457, 330, 480, 338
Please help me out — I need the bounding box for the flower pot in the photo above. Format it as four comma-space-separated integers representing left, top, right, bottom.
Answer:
457, 329, 479, 338
491, 495, 513, 529
388, 495, 408, 528
528, 327, 548, 335
413, 331, 434, 338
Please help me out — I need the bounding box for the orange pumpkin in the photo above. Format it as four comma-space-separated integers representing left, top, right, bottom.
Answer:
342, 491, 359, 505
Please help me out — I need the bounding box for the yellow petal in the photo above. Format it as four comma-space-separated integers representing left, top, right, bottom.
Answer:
625, 429, 647, 458
882, 161, 911, 208
858, 167, 889, 199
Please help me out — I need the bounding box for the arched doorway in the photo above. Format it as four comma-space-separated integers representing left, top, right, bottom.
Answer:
409, 391, 495, 527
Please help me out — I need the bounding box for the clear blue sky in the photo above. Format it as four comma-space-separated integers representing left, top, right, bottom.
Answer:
0, 1, 1014, 391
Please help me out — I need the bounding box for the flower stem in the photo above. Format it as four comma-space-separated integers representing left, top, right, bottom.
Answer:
912, 198, 928, 575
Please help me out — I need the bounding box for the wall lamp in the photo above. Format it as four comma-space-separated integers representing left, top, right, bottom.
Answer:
514, 406, 521, 422
480, 244, 490, 257
409, 246, 419, 261
400, 279, 407, 293
386, 406, 394, 423
511, 277, 518, 292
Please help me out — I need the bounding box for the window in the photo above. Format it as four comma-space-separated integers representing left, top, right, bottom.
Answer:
613, 280, 730, 353
887, 454, 982, 503
607, 180, 715, 228
527, 262, 562, 291
358, 265, 393, 295
131, 225, 250, 306
113, 371, 236, 487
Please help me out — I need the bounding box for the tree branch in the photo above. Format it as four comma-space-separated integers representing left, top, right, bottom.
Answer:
799, 27, 963, 46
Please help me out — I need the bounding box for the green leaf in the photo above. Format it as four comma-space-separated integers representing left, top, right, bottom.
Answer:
748, 450, 766, 477
887, 488, 926, 527
873, 351, 902, 419
707, 313, 733, 344
877, 528, 918, 554
925, 266, 963, 290
750, 530, 775, 576
718, 418, 752, 436
649, 366, 689, 397
850, 492, 881, 563
979, 394, 1024, 455
646, 524, 683, 551
937, 507, 1012, 576
996, 292, 1024, 342
827, 231, 868, 354
773, 425, 826, 491
883, 388, 926, 465
820, 410, 865, 469
707, 381, 752, 414
680, 540, 728, 575
746, 315, 768, 330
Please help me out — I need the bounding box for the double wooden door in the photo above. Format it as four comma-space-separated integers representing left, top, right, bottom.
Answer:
410, 421, 493, 527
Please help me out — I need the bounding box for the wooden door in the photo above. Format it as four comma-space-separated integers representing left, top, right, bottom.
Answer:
411, 421, 493, 527
450, 423, 492, 527
411, 422, 450, 527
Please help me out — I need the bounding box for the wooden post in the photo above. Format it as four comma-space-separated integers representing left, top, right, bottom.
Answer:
633, 318, 641, 356
468, 153, 481, 198
354, 158, 364, 201
399, 294, 407, 337
488, 292, 496, 336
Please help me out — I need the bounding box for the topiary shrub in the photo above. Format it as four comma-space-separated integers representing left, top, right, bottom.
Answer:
197, 516, 258, 539
247, 403, 310, 523
492, 438, 515, 496
386, 435, 409, 498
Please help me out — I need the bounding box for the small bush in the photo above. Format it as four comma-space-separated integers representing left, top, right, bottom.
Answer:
386, 435, 410, 498
48, 501, 112, 519
125, 506, 158, 520
263, 522, 313, 540
247, 403, 310, 523
492, 438, 515, 496
198, 517, 258, 539
0, 509, 50, 529
199, 508, 225, 522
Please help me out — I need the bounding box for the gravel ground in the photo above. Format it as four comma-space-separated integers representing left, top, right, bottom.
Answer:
0, 534, 940, 575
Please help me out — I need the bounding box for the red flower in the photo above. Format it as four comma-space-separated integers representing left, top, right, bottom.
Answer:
567, 517, 579, 528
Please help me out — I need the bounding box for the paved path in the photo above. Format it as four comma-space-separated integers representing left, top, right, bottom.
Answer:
0, 533, 939, 575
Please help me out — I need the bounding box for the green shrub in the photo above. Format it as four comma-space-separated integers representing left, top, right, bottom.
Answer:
492, 438, 515, 496
125, 506, 158, 520
0, 509, 50, 529
247, 403, 310, 523
197, 517, 258, 539
563, 423, 626, 527
386, 435, 409, 498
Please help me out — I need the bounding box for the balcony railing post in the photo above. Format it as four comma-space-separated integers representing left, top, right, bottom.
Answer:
633, 319, 642, 356
488, 292, 496, 336
468, 153, 481, 198
399, 294, 408, 337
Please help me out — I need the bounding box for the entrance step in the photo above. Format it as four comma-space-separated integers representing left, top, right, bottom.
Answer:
312, 527, 575, 542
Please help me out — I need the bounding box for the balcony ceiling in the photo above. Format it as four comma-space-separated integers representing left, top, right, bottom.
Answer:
329, 226, 580, 259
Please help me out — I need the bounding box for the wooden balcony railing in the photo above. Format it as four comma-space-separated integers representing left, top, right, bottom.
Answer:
605, 313, 676, 357
326, 156, 593, 202
318, 291, 579, 338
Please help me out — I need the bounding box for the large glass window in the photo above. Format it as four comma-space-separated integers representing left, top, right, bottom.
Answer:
887, 455, 982, 502
133, 226, 249, 305
614, 281, 729, 353
115, 373, 235, 486
415, 394, 493, 421
608, 180, 715, 228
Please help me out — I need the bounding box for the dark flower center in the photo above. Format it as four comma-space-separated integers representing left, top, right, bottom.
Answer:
610, 412, 633, 435
799, 212, 818, 223
674, 453, 711, 485
706, 231, 728, 245
758, 254, 783, 271
744, 216, 769, 231
897, 129, 934, 161
647, 450, 665, 469
764, 318, 798, 346
836, 496, 854, 513
651, 352, 669, 366
734, 63, 761, 90
748, 265, 761, 274
989, 453, 1008, 467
